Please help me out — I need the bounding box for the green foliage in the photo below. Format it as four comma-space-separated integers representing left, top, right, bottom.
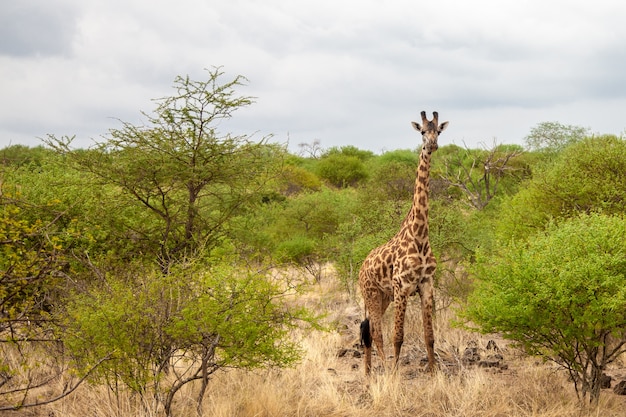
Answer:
331, 190, 409, 296
497, 135, 626, 241
274, 188, 356, 241
364, 149, 418, 205
45, 68, 282, 271
321, 145, 375, 161
376, 149, 420, 166
3, 152, 160, 273
0, 183, 87, 409
464, 213, 626, 403
332, 212, 397, 297
524, 121, 589, 153
539, 135, 626, 213
434, 143, 526, 210
0, 185, 77, 338
315, 154, 368, 187
62, 258, 317, 411
428, 199, 474, 258
278, 164, 322, 195
367, 161, 414, 204
263, 188, 358, 277
0, 145, 53, 168
5, 108, 620, 414
275, 235, 317, 265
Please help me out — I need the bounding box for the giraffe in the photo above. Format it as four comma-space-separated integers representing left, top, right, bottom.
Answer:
359, 111, 448, 375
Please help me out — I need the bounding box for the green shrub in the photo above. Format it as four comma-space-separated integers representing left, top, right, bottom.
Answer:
463, 213, 626, 404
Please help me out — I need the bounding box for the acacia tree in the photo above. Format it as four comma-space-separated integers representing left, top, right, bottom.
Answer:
437, 143, 525, 210
524, 121, 589, 153
464, 213, 626, 404
45, 67, 282, 272
39, 69, 315, 416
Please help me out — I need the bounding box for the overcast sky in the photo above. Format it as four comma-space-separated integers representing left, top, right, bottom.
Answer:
1, 0, 625, 153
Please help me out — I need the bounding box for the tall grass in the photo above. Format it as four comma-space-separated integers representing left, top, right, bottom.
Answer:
11, 274, 626, 416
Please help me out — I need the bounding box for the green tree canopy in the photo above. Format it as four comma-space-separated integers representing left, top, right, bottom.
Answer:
524, 121, 589, 153
0, 188, 66, 339
496, 135, 626, 241
364, 149, 419, 206
463, 213, 626, 404
0, 145, 53, 168
45, 68, 282, 271
63, 258, 317, 415
435, 143, 526, 210
321, 145, 374, 161
315, 154, 368, 187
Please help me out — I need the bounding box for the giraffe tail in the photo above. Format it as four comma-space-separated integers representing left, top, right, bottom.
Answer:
360, 318, 372, 348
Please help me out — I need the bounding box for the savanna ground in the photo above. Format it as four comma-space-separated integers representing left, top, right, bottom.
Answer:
7, 267, 626, 417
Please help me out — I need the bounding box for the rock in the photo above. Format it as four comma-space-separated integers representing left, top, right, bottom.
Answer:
337, 348, 349, 357
462, 346, 481, 364
600, 373, 611, 389
486, 340, 499, 351
613, 380, 626, 395
478, 353, 504, 369
461, 342, 508, 370
478, 360, 498, 368
337, 347, 361, 358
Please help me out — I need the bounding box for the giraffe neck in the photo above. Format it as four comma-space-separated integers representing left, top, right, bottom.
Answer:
402, 145, 432, 241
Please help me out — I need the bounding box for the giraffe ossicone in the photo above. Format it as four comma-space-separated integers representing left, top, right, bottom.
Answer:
358, 111, 448, 375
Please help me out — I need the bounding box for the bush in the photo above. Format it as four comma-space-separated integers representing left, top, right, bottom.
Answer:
315, 154, 368, 187
62, 259, 318, 416
463, 213, 626, 404
496, 135, 626, 241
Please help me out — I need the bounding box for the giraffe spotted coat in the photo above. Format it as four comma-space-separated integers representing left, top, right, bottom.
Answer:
359, 111, 448, 375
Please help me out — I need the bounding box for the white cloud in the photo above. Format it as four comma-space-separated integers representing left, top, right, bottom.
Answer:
0, 0, 78, 56
1, 0, 625, 151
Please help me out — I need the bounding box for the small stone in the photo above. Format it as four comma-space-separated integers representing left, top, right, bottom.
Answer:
478, 359, 500, 368
613, 380, 626, 395
486, 340, 499, 351
600, 373, 611, 389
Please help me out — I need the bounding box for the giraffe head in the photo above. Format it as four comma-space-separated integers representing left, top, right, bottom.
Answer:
411, 111, 449, 153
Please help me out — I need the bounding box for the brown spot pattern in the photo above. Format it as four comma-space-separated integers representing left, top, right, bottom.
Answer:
359, 111, 448, 375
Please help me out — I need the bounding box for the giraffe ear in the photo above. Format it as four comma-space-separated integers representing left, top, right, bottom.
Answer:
411, 121, 422, 132
439, 121, 449, 132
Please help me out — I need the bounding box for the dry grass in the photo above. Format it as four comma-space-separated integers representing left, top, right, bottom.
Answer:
11, 271, 626, 417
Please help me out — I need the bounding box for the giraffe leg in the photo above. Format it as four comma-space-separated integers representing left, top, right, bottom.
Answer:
393, 294, 408, 370
370, 294, 386, 371
378, 293, 391, 367
362, 289, 388, 375
361, 289, 381, 375
421, 284, 436, 372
